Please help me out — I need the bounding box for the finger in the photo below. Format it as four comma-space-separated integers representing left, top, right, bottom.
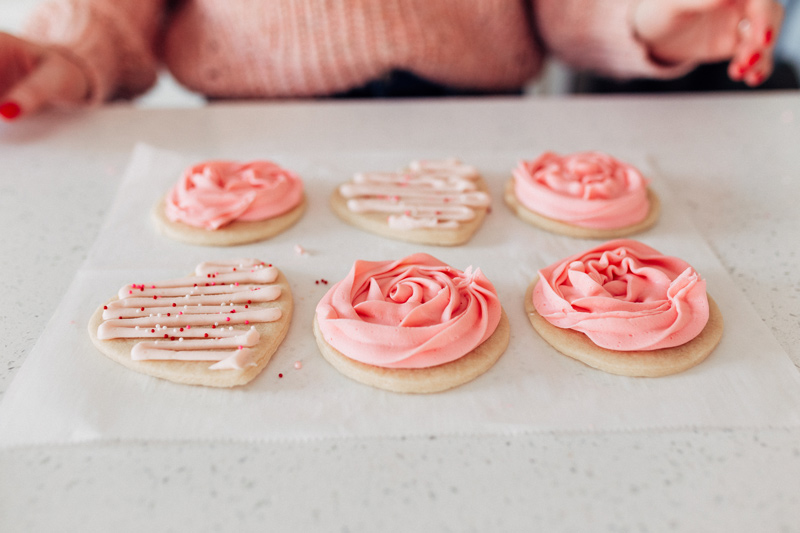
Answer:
1, 51, 88, 118
0, 32, 41, 97
728, 0, 783, 81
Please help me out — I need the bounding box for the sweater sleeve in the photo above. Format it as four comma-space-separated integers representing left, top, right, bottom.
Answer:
532, 0, 695, 80
22, 0, 165, 103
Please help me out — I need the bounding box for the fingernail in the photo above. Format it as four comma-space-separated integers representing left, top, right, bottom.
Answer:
748, 52, 761, 67
753, 71, 765, 85
0, 101, 21, 120
764, 27, 773, 45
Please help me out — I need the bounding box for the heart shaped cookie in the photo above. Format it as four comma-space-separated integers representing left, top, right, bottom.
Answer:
330, 159, 491, 246
88, 259, 293, 387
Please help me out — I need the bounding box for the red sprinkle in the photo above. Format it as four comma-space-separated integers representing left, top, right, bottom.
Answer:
140, 307, 145, 311
172, 303, 176, 307
118, 316, 122, 319
230, 309, 236, 313
103, 306, 108, 310
164, 334, 168, 338
278, 373, 283, 378
179, 328, 184, 332
150, 329, 155, 333
153, 295, 158, 300
204, 333, 209, 338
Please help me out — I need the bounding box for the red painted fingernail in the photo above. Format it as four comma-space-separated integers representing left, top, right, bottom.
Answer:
764, 27, 773, 45
0, 101, 21, 120
754, 71, 765, 85
748, 52, 761, 67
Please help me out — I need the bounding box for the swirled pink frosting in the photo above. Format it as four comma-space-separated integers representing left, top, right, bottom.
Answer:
513, 151, 650, 229
166, 160, 304, 230
316, 253, 502, 369
533, 239, 709, 351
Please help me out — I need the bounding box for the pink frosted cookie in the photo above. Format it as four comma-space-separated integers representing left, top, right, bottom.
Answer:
314, 253, 510, 393
89, 259, 293, 388
152, 160, 306, 246
505, 151, 660, 238
330, 159, 491, 246
526, 240, 723, 377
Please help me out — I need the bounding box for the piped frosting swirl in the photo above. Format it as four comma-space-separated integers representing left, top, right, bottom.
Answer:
532, 240, 709, 351
513, 151, 649, 229
316, 253, 502, 368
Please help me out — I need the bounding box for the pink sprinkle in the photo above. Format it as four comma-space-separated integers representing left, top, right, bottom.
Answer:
226, 317, 231, 321
244, 320, 249, 325
186, 325, 191, 329
128, 290, 132, 294
238, 345, 243, 350
294, 361, 303, 370
235, 282, 239, 287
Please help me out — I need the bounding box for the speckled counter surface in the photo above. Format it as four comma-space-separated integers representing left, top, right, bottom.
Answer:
1, 95, 799, 532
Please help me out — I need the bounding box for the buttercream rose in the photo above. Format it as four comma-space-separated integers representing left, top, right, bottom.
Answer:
166, 160, 304, 230
316, 253, 502, 368
513, 151, 649, 229
533, 239, 709, 351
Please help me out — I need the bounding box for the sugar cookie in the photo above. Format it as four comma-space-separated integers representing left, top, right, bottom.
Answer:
505, 151, 659, 238
331, 159, 490, 246
314, 253, 509, 393
89, 259, 292, 388
527, 240, 723, 377
152, 160, 306, 246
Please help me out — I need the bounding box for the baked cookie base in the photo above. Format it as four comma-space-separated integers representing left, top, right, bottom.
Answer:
313, 309, 510, 393
88, 269, 293, 388
152, 195, 307, 246
525, 281, 723, 377
329, 177, 490, 246
504, 179, 660, 239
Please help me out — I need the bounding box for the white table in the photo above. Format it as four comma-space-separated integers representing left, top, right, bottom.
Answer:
1, 94, 799, 531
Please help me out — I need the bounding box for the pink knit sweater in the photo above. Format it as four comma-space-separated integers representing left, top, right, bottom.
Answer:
23, 0, 688, 102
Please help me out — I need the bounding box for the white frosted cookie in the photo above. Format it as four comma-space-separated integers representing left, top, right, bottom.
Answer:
314, 253, 510, 393
330, 159, 491, 246
528, 240, 723, 377
505, 151, 659, 239
89, 259, 292, 388
152, 160, 306, 246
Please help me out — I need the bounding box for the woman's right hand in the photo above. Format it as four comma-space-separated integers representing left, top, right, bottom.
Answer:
0, 31, 90, 121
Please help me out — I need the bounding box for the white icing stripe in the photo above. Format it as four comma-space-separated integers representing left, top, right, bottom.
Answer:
339, 159, 489, 230
117, 283, 271, 299
108, 286, 280, 311
98, 259, 283, 370
98, 308, 281, 338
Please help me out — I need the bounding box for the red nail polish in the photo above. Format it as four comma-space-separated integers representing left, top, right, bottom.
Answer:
0, 101, 21, 120
748, 52, 761, 67
764, 27, 773, 45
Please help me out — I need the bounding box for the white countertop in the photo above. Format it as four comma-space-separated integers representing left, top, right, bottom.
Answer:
1, 94, 799, 531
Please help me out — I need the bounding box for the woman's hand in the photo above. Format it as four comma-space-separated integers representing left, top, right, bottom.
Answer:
632, 0, 784, 86
0, 32, 90, 121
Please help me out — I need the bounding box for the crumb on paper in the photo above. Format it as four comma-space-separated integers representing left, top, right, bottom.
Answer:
294, 244, 309, 256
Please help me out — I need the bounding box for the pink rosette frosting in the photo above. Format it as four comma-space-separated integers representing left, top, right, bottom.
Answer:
513, 151, 649, 229
166, 160, 304, 230
533, 239, 709, 351
316, 253, 502, 369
